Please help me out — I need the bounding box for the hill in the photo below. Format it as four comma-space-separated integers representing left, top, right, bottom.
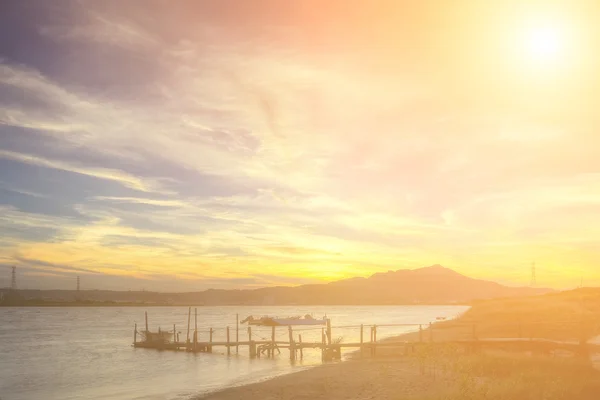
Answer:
1, 265, 553, 306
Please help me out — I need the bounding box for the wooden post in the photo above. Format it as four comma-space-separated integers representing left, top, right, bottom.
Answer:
134, 323, 137, 345
288, 326, 295, 361
194, 308, 198, 351
518, 320, 523, 339
271, 326, 276, 358
321, 327, 326, 361
227, 326, 231, 356
370, 326, 374, 356
326, 319, 332, 345
173, 324, 176, 344
209, 328, 213, 353
186, 307, 191, 344
145, 311, 149, 333
429, 322, 433, 343
299, 334, 303, 360
236, 313, 240, 354
373, 325, 377, 357
360, 324, 364, 357
249, 326, 256, 358
419, 324, 423, 343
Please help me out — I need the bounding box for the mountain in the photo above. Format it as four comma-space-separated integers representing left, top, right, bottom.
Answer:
2, 265, 554, 305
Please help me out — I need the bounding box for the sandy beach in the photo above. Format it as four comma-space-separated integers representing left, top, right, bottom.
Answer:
199, 357, 448, 400
199, 348, 600, 400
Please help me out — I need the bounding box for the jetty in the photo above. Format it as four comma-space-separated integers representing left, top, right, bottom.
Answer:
133, 308, 600, 362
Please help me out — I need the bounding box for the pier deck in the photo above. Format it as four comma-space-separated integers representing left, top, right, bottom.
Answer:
133, 308, 600, 362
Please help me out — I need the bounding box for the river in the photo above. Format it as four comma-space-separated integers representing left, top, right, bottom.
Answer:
0, 305, 468, 400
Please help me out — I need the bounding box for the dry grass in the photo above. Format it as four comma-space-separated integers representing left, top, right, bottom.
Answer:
429, 351, 600, 400
397, 289, 600, 343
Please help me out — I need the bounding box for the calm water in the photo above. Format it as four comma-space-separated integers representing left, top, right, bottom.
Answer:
0, 305, 468, 400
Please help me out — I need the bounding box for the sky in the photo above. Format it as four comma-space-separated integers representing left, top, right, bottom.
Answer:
1, 0, 599, 291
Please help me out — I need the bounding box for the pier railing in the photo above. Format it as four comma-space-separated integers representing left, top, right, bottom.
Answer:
133, 308, 600, 362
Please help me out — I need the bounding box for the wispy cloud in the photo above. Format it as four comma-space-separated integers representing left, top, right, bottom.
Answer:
1, 0, 600, 289
0, 149, 157, 192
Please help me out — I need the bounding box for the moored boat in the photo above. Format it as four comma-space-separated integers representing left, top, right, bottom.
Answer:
241, 314, 328, 326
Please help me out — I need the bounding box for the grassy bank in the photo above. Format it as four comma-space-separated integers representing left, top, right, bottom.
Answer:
202, 289, 600, 400
396, 288, 600, 343
200, 348, 600, 400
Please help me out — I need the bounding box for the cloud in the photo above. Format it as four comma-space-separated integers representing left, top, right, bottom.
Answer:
1, 0, 600, 290
0, 149, 158, 192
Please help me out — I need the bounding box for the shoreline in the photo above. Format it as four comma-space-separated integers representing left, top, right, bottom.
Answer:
196, 356, 437, 400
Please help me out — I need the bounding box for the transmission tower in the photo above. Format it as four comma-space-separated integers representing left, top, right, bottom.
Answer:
11, 266, 17, 290
77, 275, 80, 292
530, 262, 537, 287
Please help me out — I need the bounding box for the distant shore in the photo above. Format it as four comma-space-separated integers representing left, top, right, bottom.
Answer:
0, 299, 469, 307
0, 300, 192, 307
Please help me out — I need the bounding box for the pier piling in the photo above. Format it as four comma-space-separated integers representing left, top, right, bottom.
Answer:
227, 326, 231, 356
236, 314, 239, 354
270, 326, 276, 358
288, 326, 295, 361
373, 325, 377, 357
360, 324, 364, 357
186, 307, 191, 345
194, 309, 198, 351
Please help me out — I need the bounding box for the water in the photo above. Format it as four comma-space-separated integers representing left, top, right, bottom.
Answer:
0, 305, 468, 400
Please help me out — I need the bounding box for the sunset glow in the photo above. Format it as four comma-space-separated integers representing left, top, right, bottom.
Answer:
1, 0, 600, 291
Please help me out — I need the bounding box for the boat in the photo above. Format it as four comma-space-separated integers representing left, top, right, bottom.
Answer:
240, 314, 328, 326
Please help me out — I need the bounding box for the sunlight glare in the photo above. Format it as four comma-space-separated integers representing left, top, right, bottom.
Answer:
525, 23, 564, 63
517, 16, 571, 70
527, 25, 562, 61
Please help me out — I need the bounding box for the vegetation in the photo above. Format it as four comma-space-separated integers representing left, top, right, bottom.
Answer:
420, 350, 600, 400
395, 288, 600, 343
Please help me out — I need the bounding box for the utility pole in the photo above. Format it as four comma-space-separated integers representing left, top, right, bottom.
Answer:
11, 266, 17, 291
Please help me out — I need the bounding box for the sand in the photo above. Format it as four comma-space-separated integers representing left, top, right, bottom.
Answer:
199, 356, 452, 400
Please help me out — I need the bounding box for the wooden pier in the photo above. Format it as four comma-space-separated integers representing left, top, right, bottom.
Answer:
133, 308, 600, 362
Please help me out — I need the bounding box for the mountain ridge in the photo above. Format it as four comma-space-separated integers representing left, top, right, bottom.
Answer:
1, 265, 554, 306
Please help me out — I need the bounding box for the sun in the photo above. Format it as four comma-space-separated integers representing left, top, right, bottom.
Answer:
511, 11, 576, 73
525, 25, 563, 62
